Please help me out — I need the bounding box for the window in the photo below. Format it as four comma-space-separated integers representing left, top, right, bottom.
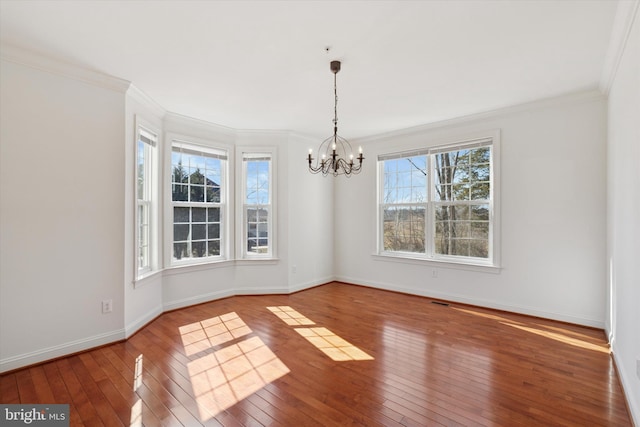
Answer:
136, 125, 157, 276
241, 152, 273, 258
379, 136, 497, 266
171, 141, 227, 263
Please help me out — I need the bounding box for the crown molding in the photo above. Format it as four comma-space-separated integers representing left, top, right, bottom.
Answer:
0, 43, 131, 93
599, 0, 640, 95
164, 111, 237, 140
356, 89, 605, 144
127, 84, 166, 119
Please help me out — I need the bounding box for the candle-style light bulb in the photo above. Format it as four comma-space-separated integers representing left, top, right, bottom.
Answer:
309, 148, 313, 154
332, 143, 336, 151
359, 146, 363, 154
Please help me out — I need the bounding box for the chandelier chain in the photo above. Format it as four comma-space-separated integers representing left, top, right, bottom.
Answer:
333, 72, 338, 127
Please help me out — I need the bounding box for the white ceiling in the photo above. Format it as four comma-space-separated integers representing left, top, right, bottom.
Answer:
0, 0, 619, 139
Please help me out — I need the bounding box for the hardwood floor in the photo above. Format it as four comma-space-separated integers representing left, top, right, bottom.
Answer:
0, 282, 632, 426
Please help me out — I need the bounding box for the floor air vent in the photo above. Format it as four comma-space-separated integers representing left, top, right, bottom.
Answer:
431, 301, 450, 307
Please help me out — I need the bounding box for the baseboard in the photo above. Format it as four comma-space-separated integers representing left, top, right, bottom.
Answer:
235, 286, 290, 295
288, 276, 335, 294
162, 279, 335, 313
0, 328, 125, 374
125, 305, 164, 338
336, 275, 605, 328
611, 344, 640, 426
163, 288, 236, 312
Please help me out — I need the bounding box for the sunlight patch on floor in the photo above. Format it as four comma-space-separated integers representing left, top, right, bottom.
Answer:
179, 311, 253, 356
502, 322, 610, 353
294, 327, 374, 361
267, 306, 316, 326
178, 312, 290, 422
187, 335, 290, 421
133, 354, 143, 391
129, 399, 142, 427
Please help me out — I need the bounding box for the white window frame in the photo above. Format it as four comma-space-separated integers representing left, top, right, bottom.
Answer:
237, 147, 277, 260
168, 136, 230, 267
135, 120, 159, 279
377, 131, 500, 269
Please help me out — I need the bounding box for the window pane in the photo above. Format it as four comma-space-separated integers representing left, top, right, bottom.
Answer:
206, 186, 220, 203
192, 241, 206, 257
434, 203, 490, 259
471, 204, 489, 221
246, 207, 269, 253
454, 205, 470, 220
173, 224, 189, 241
192, 224, 206, 240
383, 206, 425, 253
192, 207, 206, 223
208, 207, 220, 222
471, 182, 490, 200
383, 156, 426, 204
174, 243, 187, 260
470, 239, 489, 258
205, 170, 219, 186
137, 141, 145, 199
190, 168, 204, 185
172, 162, 188, 184
257, 189, 269, 205
452, 183, 470, 201
174, 207, 190, 223
471, 221, 489, 238
208, 240, 220, 256
190, 185, 204, 202
172, 184, 188, 201
207, 224, 220, 239
474, 163, 490, 181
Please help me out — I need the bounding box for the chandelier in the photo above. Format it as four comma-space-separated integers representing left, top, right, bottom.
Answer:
308, 60, 363, 176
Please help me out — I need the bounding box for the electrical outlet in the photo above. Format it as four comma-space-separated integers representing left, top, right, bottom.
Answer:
636, 359, 640, 380
102, 299, 113, 314
292, 265, 297, 274
432, 269, 438, 278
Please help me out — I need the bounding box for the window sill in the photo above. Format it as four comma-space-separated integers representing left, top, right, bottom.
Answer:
235, 258, 280, 266
165, 259, 235, 275
133, 269, 163, 288
372, 253, 501, 274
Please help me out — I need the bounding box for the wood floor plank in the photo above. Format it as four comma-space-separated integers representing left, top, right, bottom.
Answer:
14, 369, 38, 402
55, 358, 104, 426
1, 282, 632, 426
0, 373, 20, 404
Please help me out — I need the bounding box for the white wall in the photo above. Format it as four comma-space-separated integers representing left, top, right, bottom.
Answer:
606, 2, 640, 423
287, 133, 335, 291
335, 91, 607, 327
0, 59, 128, 371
